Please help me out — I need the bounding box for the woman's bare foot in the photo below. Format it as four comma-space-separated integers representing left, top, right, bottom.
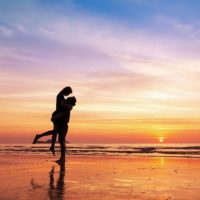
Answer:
32, 134, 39, 144
50, 146, 55, 156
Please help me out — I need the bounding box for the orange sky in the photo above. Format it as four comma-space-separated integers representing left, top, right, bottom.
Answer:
0, 1, 200, 143
1, 85, 200, 143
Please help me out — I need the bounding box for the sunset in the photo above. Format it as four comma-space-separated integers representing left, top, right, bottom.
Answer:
0, 0, 200, 144
0, 1, 199, 200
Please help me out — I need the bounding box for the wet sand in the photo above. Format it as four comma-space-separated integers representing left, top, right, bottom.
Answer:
0, 154, 199, 200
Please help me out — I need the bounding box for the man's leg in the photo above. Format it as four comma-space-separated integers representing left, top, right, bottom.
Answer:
59, 132, 66, 162
57, 125, 68, 163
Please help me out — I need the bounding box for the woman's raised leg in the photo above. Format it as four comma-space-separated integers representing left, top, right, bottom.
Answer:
32, 130, 56, 144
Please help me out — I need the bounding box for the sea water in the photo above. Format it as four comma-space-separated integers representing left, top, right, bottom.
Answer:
0, 143, 199, 158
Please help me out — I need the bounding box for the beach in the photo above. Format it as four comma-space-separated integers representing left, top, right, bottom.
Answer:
0, 153, 199, 200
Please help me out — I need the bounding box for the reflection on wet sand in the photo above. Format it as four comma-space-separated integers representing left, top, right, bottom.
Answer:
30, 162, 66, 200
48, 163, 66, 200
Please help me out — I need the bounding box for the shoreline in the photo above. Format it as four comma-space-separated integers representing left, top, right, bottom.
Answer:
0, 152, 200, 159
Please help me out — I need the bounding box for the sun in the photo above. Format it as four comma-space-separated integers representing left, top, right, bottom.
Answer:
159, 137, 164, 143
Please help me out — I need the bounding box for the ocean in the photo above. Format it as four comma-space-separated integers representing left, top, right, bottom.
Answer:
0, 143, 200, 158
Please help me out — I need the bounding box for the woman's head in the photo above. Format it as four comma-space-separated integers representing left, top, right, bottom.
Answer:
65, 96, 76, 106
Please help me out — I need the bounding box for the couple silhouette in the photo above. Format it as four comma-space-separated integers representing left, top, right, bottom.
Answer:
32, 86, 76, 164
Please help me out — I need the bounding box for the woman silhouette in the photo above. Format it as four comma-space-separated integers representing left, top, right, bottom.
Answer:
33, 96, 76, 163
32, 87, 76, 162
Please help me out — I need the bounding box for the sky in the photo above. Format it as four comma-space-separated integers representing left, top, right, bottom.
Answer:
0, 0, 200, 143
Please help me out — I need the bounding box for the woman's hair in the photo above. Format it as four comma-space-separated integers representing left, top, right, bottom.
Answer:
65, 96, 76, 106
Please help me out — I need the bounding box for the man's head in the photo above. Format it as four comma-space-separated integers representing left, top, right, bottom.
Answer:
62, 86, 72, 96
65, 96, 76, 106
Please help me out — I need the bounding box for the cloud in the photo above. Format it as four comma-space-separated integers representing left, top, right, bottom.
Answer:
0, 1, 199, 102
0, 0, 200, 143
0, 24, 14, 37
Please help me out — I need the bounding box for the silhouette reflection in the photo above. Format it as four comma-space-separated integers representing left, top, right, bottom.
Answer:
48, 162, 66, 200
30, 162, 66, 199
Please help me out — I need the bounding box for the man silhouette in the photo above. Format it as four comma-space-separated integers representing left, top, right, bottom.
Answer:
50, 87, 73, 154
52, 96, 76, 164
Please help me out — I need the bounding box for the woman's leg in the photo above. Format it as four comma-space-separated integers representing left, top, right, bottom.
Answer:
49, 124, 59, 156
50, 132, 57, 156
32, 130, 56, 144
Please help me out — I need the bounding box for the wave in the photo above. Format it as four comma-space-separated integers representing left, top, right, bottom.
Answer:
0, 144, 200, 157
